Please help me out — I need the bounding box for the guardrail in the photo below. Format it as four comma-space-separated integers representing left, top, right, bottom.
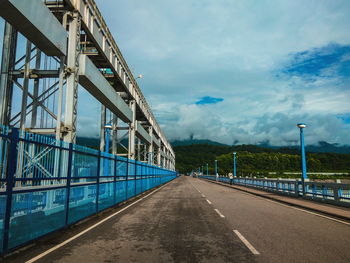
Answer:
199, 175, 350, 208
0, 126, 177, 254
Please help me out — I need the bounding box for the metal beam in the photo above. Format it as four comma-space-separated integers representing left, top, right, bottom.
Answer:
136, 122, 151, 144
78, 55, 133, 123
0, 0, 67, 56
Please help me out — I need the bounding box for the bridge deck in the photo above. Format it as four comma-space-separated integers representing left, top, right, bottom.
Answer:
5, 176, 350, 263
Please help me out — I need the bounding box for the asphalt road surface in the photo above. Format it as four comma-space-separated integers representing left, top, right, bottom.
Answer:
7, 176, 350, 263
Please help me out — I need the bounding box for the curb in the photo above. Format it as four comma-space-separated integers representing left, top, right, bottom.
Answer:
199, 178, 350, 223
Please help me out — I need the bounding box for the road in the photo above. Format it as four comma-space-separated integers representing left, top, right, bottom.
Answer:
7, 176, 350, 263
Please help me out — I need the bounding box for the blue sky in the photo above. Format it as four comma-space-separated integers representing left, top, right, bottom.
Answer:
2, 1, 350, 146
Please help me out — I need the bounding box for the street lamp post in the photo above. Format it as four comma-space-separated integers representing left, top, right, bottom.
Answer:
297, 123, 308, 194
233, 152, 237, 178
215, 160, 218, 181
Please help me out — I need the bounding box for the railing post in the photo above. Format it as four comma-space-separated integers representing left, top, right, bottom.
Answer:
134, 160, 137, 196
2, 128, 19, 253
114, 155, 117, 204
140, 163, 143, 193
64, 143, 73, 225
95, 150, 101, 212
125, 158, 129, 200
294, 180, 299, 197
333, 185, 339, 202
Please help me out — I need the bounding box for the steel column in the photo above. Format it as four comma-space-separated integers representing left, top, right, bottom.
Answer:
128, 100, 136, 159
63, 12, 81, 143
30, 49, 41, 128
100, 105, 106, 151
112, 115, 118, 155
0, 22, 17, 126
19, 40, 32, 130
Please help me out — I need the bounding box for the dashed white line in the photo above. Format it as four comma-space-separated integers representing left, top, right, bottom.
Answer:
201, 193, 206, 198
214, 208, 225, 218
233, 230, 260, 255
25, 181, 172, 263
206, 199, 212, 205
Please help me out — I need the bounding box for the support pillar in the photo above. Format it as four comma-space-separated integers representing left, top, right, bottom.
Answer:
148, 126, 153, 164
100, 105, 106, 151
157, 147, 161, 167
128, 100, 136, 159
112, 115, 118, 155
63, 12, 81, 143
31, 49, 41, 128
19, 40, 32, 130
0, 22, 17, 126
137, 137, 141, 161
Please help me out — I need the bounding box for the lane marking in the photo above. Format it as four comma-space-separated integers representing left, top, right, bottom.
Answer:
261, 197, 350, 226
201, 193, 206, 198
206, 199, 212, 205
233, 230, 260, 255
214, 208, 225, 218
26, 181, 173, 263
200, 179, 350, 226
189, 181, 202, 194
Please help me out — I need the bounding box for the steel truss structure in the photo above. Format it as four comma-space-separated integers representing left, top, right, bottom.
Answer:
0, 0, 175, 170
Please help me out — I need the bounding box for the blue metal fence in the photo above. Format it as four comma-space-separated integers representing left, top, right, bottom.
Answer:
0, 126, 177, 254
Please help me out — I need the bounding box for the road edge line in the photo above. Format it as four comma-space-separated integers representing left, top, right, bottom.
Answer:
25, 180, 174, 263
199, 178, 350, 224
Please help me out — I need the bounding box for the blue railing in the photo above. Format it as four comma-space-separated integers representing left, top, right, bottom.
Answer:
0, 127, 177, 254
199, 175, 350, 207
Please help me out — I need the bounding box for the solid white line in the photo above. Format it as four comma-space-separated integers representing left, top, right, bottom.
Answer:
206, 199, 212, 205
206, 179, 350, 226
258, 196, 350, 226
233, 230, 260, 255
214, 208, 225, 218
26, 182, 172, 263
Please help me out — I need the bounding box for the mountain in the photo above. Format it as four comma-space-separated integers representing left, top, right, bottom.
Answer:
171, 139, 350, 154
171, 139, 227, 147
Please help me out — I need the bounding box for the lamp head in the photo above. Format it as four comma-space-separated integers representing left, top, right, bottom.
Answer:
105, 124, 112, 129
297, 123, 306, 128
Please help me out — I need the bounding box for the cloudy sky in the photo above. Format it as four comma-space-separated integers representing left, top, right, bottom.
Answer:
2, 0, 350, 146
93, 0, 350, 146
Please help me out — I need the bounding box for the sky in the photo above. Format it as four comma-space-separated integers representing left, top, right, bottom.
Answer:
92, 0, 350, 146
2, 0, 350, 146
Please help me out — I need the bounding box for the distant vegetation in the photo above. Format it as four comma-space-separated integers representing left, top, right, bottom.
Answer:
173, 142, 350, 180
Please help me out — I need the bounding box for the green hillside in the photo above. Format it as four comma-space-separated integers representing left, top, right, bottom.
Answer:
173, 143, 350, 178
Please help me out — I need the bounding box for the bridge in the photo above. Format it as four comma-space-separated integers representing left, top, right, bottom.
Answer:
0, 0, 175, 256
0, 1, 350, 262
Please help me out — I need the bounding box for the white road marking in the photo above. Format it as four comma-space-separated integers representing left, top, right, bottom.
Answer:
25, 181, 172, 263
214, 208, 225, 218
201, 193, 206, 198
233, 230, 260, 255
206, 199, 212, 205
261, 198, 350, 226
201, 178, 350, 226
189, 181, 202, 193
